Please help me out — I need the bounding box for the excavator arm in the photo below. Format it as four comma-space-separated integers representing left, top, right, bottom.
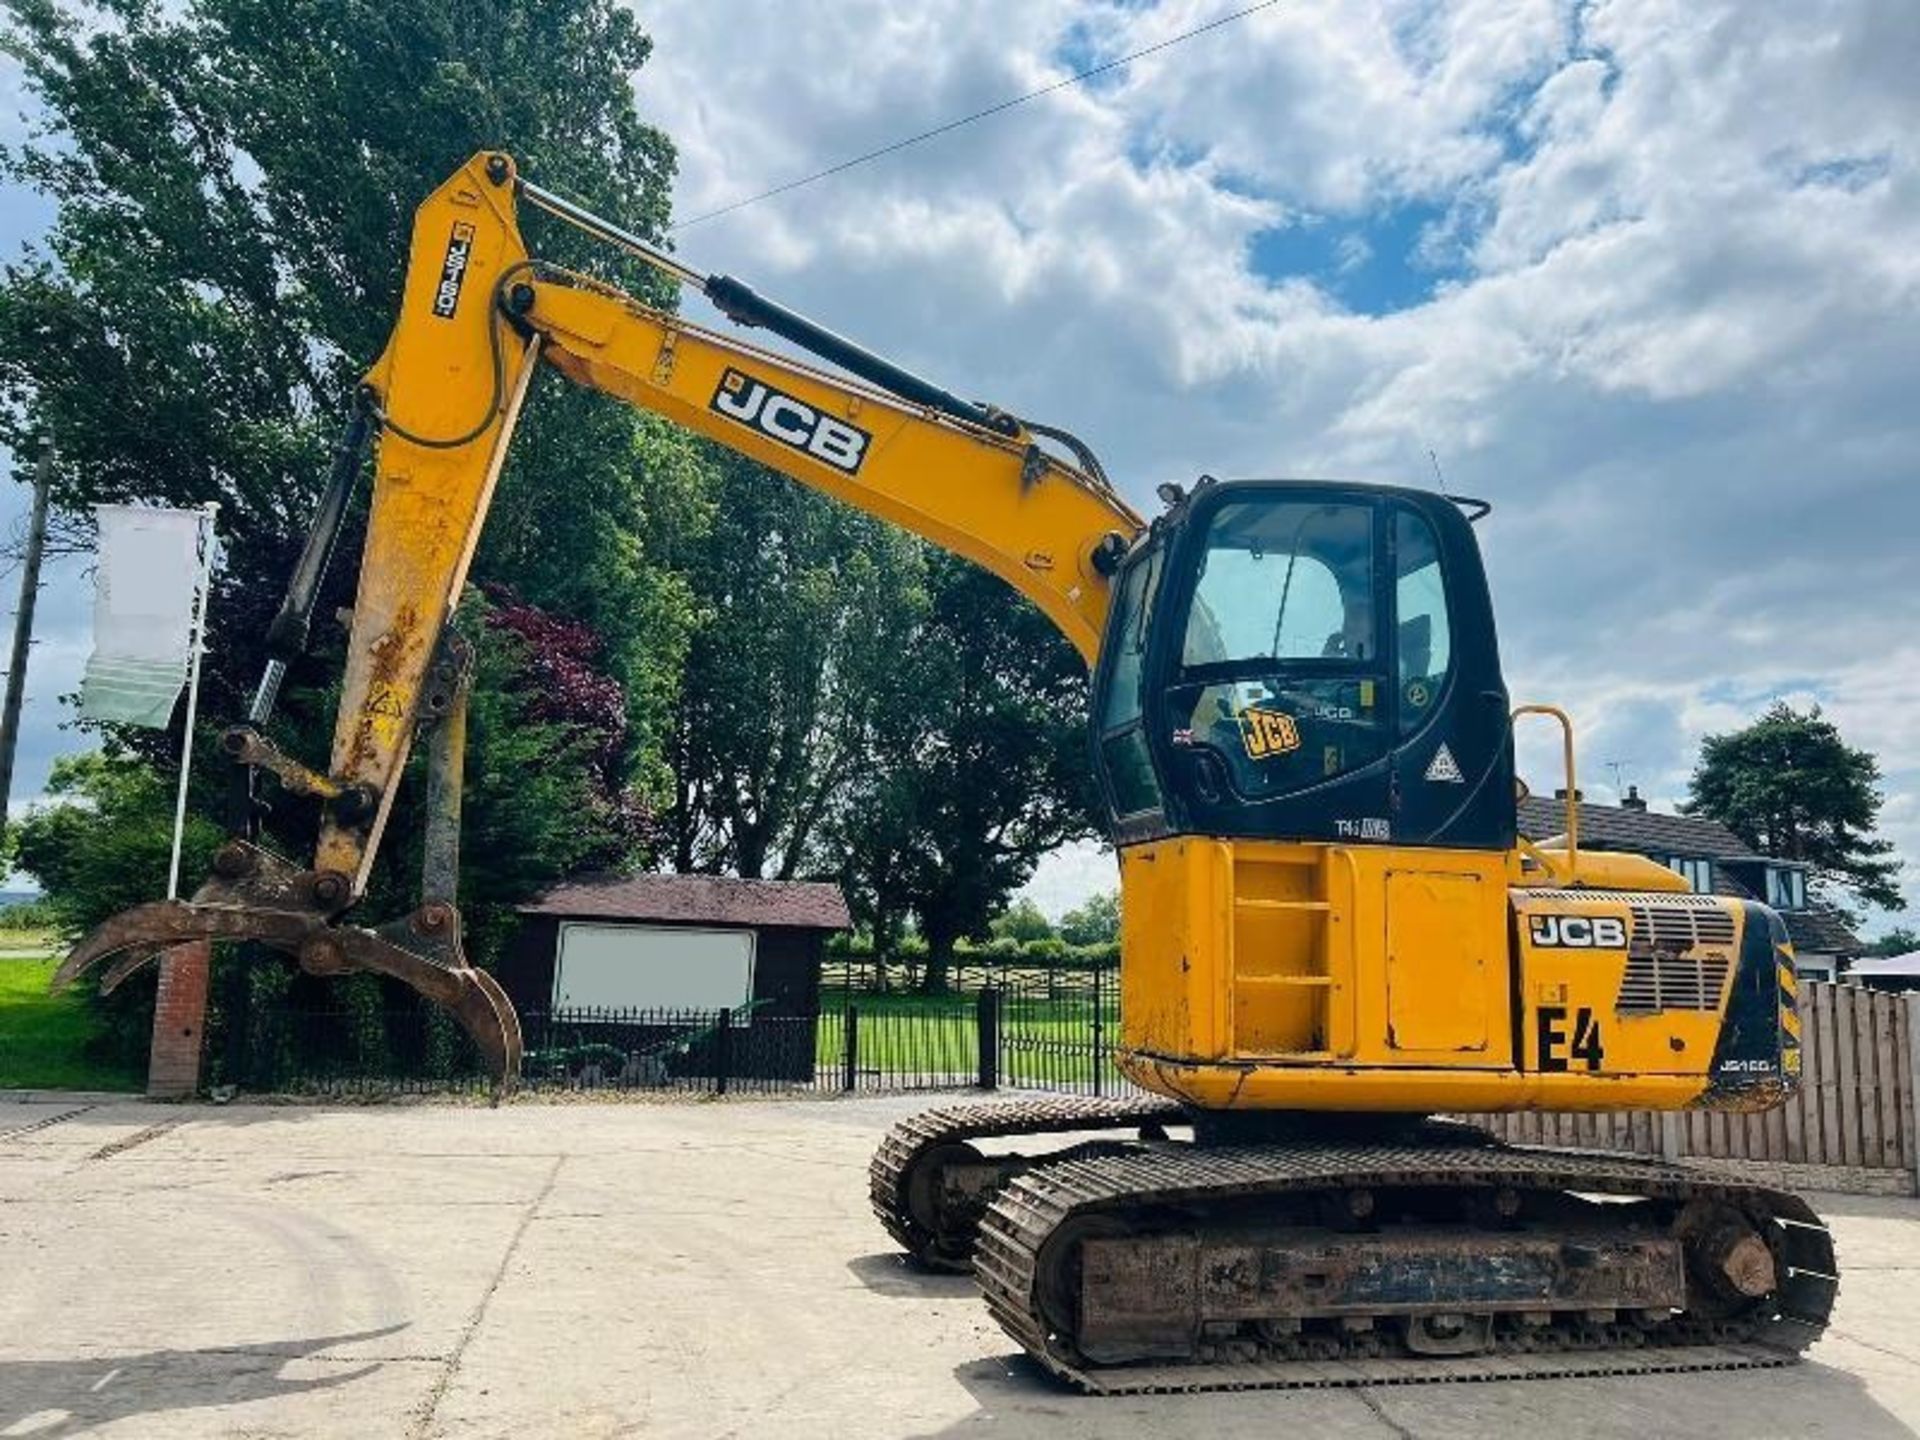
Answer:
55, 152, 1143, 1091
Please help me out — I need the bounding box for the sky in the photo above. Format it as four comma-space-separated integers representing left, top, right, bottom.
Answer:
1, 0, 1916, 936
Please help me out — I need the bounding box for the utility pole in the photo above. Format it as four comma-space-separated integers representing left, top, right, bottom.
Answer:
0, 443, 53, 835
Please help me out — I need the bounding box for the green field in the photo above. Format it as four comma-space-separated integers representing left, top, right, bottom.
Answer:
0, 940, 142, 1092
815, 987, 1125, 1087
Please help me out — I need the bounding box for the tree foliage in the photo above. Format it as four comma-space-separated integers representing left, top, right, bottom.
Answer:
434, 595, 651, 960
1684, 702, 1905, 916
1059, 889, 1121, 946
832, 554, 1101, 990
990, 898, 1055, 944
1864, 927, 1919, 960
665, 450, 926, 879
0, 0, 692, 941
13, 751, 223, 937
11, 750, 225, 1056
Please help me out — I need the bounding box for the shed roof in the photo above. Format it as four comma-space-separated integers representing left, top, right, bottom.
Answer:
1516, 795, 1756, 860
1850, 951, 1920, 978
520, 872, 851, 930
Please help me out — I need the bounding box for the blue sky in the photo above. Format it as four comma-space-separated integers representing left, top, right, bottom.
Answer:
1246, 200, 1462, 314
2, 0, 1915, 936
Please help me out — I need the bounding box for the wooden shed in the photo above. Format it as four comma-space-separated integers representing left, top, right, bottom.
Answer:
500, 873, 851, 1081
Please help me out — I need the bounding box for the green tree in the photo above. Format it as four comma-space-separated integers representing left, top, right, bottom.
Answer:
834, 554, 1101, 992
13, 752, 223, 937
990, 897, 1055, 944
665, 449, 926, 879
376, 593, 652, 962
1864, 927, 1920, 959
831, 766, 921, 993
12, 751, 225, 1056
0, 0, 692, 940
1059, 889, 1121, 946
1684, 702, 1905, 917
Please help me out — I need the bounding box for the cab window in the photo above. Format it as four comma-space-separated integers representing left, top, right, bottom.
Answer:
1183, 502, 1375, 667
1101, 549, 1158, 730
1097, 549, 1164, 819
1171, 500, 1388, 802
1393, 508, 1451, 734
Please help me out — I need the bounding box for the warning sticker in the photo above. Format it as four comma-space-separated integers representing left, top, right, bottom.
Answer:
1425, 743, 1464, 783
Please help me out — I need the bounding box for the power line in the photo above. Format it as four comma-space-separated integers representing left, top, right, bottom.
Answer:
670, 0, 1285, 232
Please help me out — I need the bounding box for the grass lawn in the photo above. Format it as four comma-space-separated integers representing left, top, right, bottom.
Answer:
0, 942, 143, 1092
815, 986, 1127, 1088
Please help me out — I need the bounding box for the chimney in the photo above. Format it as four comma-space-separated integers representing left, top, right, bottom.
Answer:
1553, 787, 1584, 802
1620, 785, 1648, 812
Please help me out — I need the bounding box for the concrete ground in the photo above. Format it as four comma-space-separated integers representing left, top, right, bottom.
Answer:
2, 1093, 1918, 1439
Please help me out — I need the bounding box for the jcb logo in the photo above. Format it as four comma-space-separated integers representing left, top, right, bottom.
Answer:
1238, 707, 1301, 760
432, 221, 476, 320
710, 369, 871, 475
1528, 914, 1628, 949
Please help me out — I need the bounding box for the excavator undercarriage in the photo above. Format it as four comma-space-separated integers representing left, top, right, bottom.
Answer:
873, 1098, 1836, 1392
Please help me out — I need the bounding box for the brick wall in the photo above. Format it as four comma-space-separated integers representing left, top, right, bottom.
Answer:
146, 939, 210, 1099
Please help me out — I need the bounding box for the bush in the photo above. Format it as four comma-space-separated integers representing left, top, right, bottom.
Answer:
830, 934, 1117, 973
11, 750, 224, 1065
1059, 891, 1121, 946
0, 896, 59, 931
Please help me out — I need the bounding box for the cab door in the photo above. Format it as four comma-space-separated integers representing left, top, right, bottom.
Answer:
1155, 492, 1397, 841
1092, 543, 1171, 844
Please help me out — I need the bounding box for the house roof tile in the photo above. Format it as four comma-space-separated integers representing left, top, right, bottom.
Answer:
1783, 907, 1864, 957
519, 872, 851, 930
1516, 796, 1757, 860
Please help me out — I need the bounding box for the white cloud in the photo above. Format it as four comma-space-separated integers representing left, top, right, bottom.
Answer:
637, 0, 1919, 929
1018, 837, 1118, 921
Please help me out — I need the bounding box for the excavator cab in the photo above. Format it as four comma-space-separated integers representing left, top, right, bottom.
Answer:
1092, 480, 1514, 852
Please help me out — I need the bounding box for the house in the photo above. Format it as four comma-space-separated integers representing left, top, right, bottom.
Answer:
1516, 785, 1862, 982
500, 872, 851, 1080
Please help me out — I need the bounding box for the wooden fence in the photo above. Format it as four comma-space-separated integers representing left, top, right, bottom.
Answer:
1472, 981, 1918, 1195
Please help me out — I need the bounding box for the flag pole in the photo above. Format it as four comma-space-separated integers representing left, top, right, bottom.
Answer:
167, 504, 218, 901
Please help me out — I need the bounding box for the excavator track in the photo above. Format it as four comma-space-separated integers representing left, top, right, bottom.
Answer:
971, 1130, 1837, 1394
871, 1095, 1184, 1268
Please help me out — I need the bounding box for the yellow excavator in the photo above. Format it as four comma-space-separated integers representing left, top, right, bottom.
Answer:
57, 153, 1835, 1392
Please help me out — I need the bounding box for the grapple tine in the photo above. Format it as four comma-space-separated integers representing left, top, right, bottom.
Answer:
54, 845, 522, 1093
99, 946, 167, 995
51, 901, 317, 993
466, 971, 526, 1105
319, 907, 523, 1093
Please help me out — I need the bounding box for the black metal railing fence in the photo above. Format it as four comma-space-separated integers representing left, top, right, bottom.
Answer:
205, 962, 1141, 1100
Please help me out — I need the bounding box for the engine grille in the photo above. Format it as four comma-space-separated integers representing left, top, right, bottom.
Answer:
1627, 897, 1737, 954
1622, 898, 1735, 1014
1616, 952, 1732, 1014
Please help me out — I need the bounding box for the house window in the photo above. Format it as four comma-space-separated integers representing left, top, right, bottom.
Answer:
1667, 856, 1714, 893
1766, 867, 1808, 910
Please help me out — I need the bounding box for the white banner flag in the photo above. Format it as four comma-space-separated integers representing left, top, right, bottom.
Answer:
80, 504, 208, 728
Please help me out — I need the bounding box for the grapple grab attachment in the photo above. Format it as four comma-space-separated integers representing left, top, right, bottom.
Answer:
53, 841, 523, 1093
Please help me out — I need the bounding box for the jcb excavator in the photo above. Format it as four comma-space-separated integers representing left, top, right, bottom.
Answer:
57, 153, 1835, 1391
